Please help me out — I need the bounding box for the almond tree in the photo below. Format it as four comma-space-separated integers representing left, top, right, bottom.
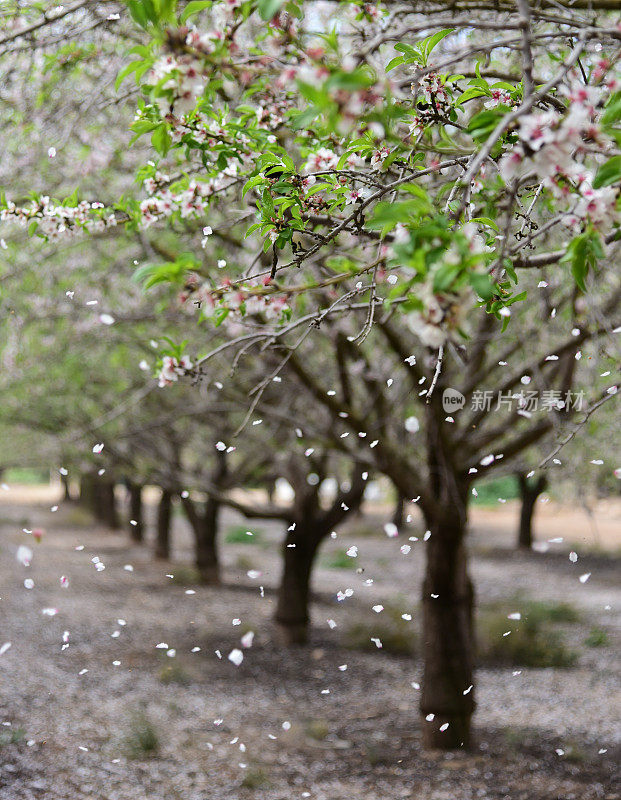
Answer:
515, 472, 548, 548
1, 0, 620, 752
266, 281, 619, 747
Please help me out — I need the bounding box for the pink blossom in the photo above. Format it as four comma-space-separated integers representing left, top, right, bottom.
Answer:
370, 146, 390, 170
157, 355, 193, 387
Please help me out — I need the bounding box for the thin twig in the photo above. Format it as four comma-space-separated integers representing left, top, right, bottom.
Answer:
426, 346, 445, 403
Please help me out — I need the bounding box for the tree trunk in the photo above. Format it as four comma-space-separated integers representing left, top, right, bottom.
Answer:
128, 483, 144, 543
420, 393, 475, 750
181, 502, 220, 583
194, 498, 221, 584
61, 473, 73, 503
420, 506, 475, 749
392, 490, 406, 530
516, 473, 548, 549
155, 489, 172, 560
274, 525, 322, 645
95, 478, 120, 529
79, 472, 97, 513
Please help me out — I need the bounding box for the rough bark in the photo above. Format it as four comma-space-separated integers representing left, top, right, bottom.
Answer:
274, 465, 367, 645
182, 495, 222, 584
419, 397, 475, 749
274, 524, 322, 645
420, 506, 475, 749
196, 496, 221, 583
181, 453, 228, 583
516, 473, 548, 549
155, 488, 172, 560
128, 482, 144, 543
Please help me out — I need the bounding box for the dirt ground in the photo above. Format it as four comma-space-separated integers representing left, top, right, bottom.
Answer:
0, 485, 619, 800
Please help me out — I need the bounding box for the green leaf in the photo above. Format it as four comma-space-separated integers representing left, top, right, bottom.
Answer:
134, 255, 196, 290
399, 183, 429, 200
469, 272, 495, 301
115, 59, 142, 91
506, 290, 527, 306
305, 182, 333, 196
592, 155, 621, 189
63, 186, 79, 206
213, 307, 230, 326
281, 153, 296, 171
394, 42, 419, 57
561, 231, 602, 292
503, 259, 518, 284
158, 0, 177, 23
129, 119, 158, 146
256, 153, 282, 169
290, 106, 320, 130
470, 216, 499, 231
467, 109, 504, 142
421, 28, 454, 60
245, 223, 262, 238
151, 124, 172, 156
242, 175, 266, 197
257, 0, 285, 20
601, 91, 621, 126
326, 69, 374, 91
456, 87, 489, 107
432, 262, 460, 292
562, 236, 588, 291
127, 0, 149, 28
368, 197, 431, 232
386, 55, 405, 73
141, 0, 158, 24
179, 0, 212, 23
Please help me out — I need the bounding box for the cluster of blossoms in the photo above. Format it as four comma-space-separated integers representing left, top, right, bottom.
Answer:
148, 51, 208, 116
253, 89, 296, 130
157, 355, 193, 387
333, 83, 386, 131
147, 3, 304, 122
169, 113, 227, 145
143, 170, 170, 196
221, 290, 290, 322
345, 185, 372, 205
499, 76, 620, 231
411, 73, 452, 125
147, 15, 240, 115
178, 273, 290, 324
568, 180, 619, 230
303, 147, 340, 173
167, 108, 280, 151
302, 146, 366, 175
279, 39, 389, 132
484, 87, 512, 109
370, 146, 391, 170
139, 175, 236, 228
0, 198, 116, 239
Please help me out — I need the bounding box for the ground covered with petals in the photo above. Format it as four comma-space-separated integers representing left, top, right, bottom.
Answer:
0, 494, 619, 800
